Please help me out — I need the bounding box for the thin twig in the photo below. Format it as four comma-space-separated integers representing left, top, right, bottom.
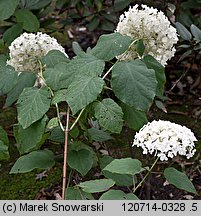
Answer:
69, 108, 85, 131
102, 64, 115, 80
102, 39, 136, 80
62, 107, 70, 200
167, 63, 192, 93
103, 86, 113, 91
55, 103, 65, 132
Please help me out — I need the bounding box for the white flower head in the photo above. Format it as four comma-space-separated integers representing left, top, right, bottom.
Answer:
7, 32, 68, 73
116, 4, 178, 66
133, 120, 197, 161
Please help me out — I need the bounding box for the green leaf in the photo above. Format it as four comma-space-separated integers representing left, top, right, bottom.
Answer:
164, 167, 197, 194
41, 50, 69, 68
43, 63, 68, 91
100, 20, 115, 31
178, 50, 192, 62
181, 0, 201, 8
74, 51, 105, 77
100, 156, 133, 187
155, 100, 167, 113
0, 65, 18, 95
0, 140, 9, 160
99, 190, 139, 200
90, 32, 132, 61
60, 52, 105, 88
87, 16, 100, 31
0, 55, 7, 66
194, 43, 201, 51
52, 89, 67, 105
15, 9, 40, 32
0, 0, 20, 21
178, 44, 191, 48
103, 158, 143, 175
121, 102, 148, 131
0, 126, 9, 145
46, 117, 59, 130
49, 127, 64, 143
69, 125, 79, 139
94, 98, 123, 133
0, 127, 9, 160
103, 13, 117, 23
20, 0, 52, 10
100, 155, 113, 170
5, 72, 36, 107
87, 128, 113, 142
103, 172, 133, 187
10, 150, 55, 173
190, 24, 201, 40
143, 55, 165, 97
72, 41, 83, 55
125, 193, 140, 200
113, 0, 133, 12
78, 179, 115, 193
99, 190, 126, 200
17, 87, 51, 129
175, 22, 192, 41
3, 24, 23, 45
65, 187, 94, 200
14, 116, 47, 155
59, 75, 104, 115
137, 39, 145, 57
68, 149, 94, 176
70, 141, 98, 168
111, 60, 157, 111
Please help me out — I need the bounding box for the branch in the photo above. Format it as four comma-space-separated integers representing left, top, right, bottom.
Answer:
62, 107, 70, 200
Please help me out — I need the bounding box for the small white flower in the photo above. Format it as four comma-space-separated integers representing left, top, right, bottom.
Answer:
116, 4, 178, 66
133, 120, 197, 161
7, 32, 68, 73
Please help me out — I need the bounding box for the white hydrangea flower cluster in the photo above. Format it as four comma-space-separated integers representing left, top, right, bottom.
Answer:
133, 120, 197, 161
116, 4, 178, 66
7, 32, 68, 73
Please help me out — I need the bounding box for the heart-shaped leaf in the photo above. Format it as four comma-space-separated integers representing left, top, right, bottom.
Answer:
10, 150, 55, 173
68, 149, 94, 176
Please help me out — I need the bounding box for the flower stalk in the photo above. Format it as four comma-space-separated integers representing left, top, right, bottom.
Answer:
133, 157, 159, 193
